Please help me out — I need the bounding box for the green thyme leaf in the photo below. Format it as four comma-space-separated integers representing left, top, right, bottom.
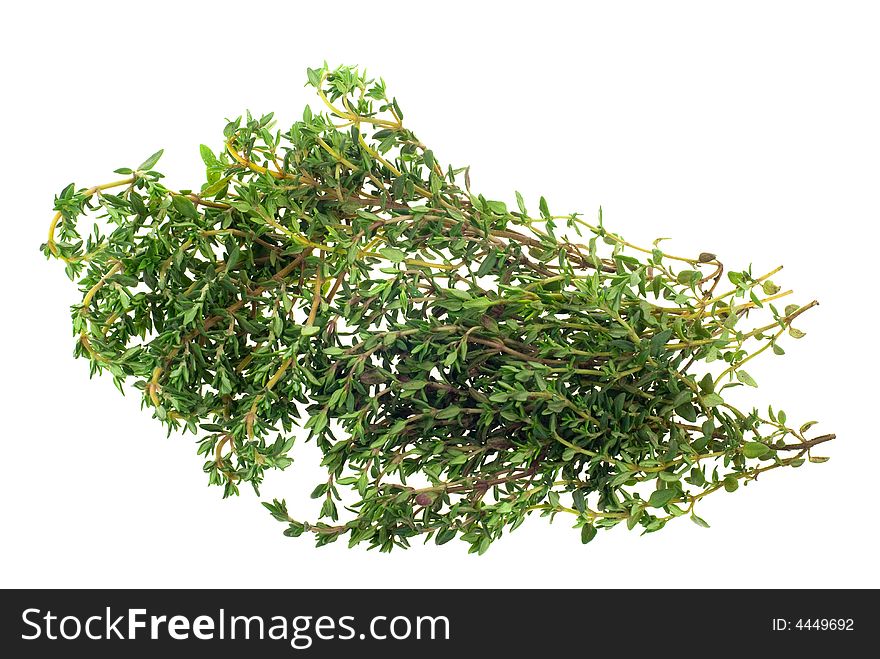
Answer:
743, 442, 770, 459
137, 148, 164, 171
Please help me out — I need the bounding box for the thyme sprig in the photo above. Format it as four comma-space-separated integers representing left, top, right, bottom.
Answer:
44, 64, 833, 552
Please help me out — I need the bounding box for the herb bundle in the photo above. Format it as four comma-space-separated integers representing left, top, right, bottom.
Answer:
44, 64, 833, 552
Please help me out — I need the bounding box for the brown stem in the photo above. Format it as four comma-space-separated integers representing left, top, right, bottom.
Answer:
775, 434, 836, 451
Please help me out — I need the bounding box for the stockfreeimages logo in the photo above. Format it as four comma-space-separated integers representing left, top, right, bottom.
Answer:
21, 608, 450, 650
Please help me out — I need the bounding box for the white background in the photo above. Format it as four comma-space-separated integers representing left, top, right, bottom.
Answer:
1, 1, 877, 589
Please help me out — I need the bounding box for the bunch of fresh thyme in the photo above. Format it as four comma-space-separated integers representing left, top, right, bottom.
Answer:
44, 64, 833, 552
